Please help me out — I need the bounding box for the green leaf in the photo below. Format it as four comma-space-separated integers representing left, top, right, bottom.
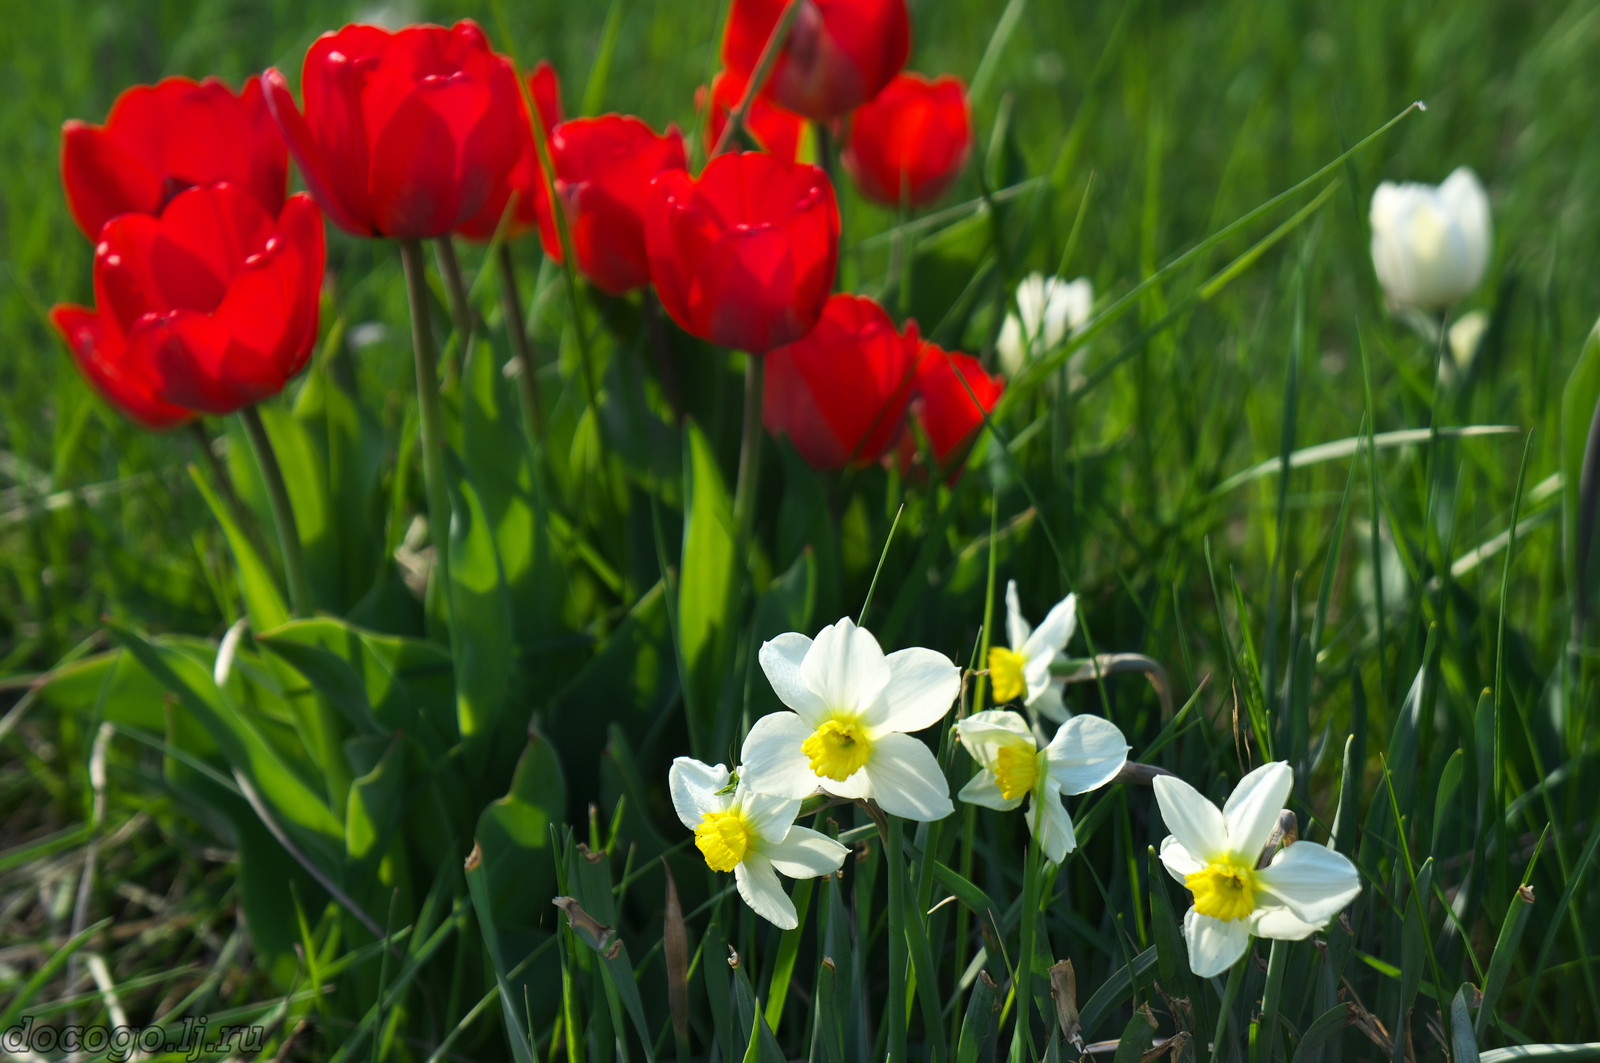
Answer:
475, 728, 567, 930
1562, 319, 1600, 639
679, 423, 736, 728
955, 970, 999, 1063
190, 466, 289, 631
444, 454, 515, 767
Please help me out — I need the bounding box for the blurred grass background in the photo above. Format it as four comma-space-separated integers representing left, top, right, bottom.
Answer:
4, 0, 1600, 1053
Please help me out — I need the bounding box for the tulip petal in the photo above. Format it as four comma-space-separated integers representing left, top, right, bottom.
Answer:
1043, 714, 1128, 795
60, 121, 164, 240
1254, 842, 1361, 927
764, 826, 848, 879
668, 757, 730, 830
864, 732, 952, 822
866, 646, 958, 734
263, 68, 371, 236
368, 74, 491, 237
739, 711, 821, 799
1152, 774, 1226, 862
1221, 761, 1293, 858
50, 305, 193, 430
125, 309, 253, 414
735, 855, 797, 928
1183, 908, 1253, 978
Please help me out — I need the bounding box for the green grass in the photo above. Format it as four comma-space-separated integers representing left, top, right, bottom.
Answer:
3, 0, 1600, 1059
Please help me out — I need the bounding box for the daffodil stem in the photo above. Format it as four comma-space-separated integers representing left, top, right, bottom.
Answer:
1013, 838, 1042, 1059
1213, 952, 1248, 1055
495, 242, 545, 440
238, 405, 312, 618
884, 815, 909, 1063
732, 354, 766, 561
1249, 939, 1287, 1063
400, 238, 454, 620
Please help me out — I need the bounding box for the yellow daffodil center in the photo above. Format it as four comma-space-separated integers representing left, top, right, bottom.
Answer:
988, 647, 1028, 703
1185, 858, 1259, 922
802, 718, 874, 781
993, 741, 1040, 801
694, 809, 751, 872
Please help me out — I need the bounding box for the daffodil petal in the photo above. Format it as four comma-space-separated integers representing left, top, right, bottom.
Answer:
668, 757, 730, 831
1025, 780, 1076, 863
1222, 761, 1293, 857
954, 709, 1034, 766
802, 618, 891, 715
738, 787, 803, 845
866, 646, 960, 734
1250, 906, 1323, 941
957, 768, 1021, 811
1023, 652, 1055, 706
1183, 907, 1253, 978
740, 712, 822, 799
1153, 774, 1227, 861
1021, 592, 1077, 662
735, 856, 797, 929
1005, 580, 1031, 651
1254, 842, 1361, 926
765, 825, 849, 878
759, 632, 828, 725
1158, 836, 1204, 882
1044, 714, 1129, 794
865, 732, 953, 821
1031, 683, 1069, 722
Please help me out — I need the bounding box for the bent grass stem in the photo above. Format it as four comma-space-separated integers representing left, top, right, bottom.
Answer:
238, 405, 311, 617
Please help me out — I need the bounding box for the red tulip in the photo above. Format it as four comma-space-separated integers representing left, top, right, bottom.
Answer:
61, 76, 286, 241
763, 294, 916, 469
903, 331, 1004, 468
50, 184, 325, 417
700, 69, 806, 164
263, 20, 524, 239
539, 116, 687, 295
645, 152, 838, 353
723, 0, 910, 122
843, 74, 972, 207
457, 61, 564, 241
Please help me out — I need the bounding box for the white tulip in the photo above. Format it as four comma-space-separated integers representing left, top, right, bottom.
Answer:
989, 580, 1077, 721
741, 618, 959, 822
1152, 762, 1362, 978
954, 709, 1128, 863
997, 272, 1093, 378
669, 757, 849, 929
1369, 167, 1491, 312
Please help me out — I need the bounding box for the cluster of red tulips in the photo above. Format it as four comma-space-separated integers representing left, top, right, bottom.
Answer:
50, 0, 998, 474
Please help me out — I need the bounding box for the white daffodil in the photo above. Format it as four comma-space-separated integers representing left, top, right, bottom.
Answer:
740, 618, 959, 822
988, 580, 1077, 721
997, 272, 1093, 379
1153, 761, 1361, 978
1369, 167, 1491, 312
669, 757, 849, 929
954, 709, 1128, 863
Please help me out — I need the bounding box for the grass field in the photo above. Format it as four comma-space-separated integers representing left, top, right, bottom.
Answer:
4, 0, 1600, 1059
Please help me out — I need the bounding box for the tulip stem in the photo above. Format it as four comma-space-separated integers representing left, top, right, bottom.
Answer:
434, 236, 475, 356
732, 354, 766, 559
710, 0, 804, 158
238, 405, 312, 618
495, 243, 545, 439
400, 238, 454, 618
188, 421, 257, 552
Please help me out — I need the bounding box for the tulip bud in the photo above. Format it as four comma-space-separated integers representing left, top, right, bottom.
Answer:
263, 20, 525, 239
644, 152, 839, 354
842, 73, 972, 208
1369, 167, 1491, 312
722, 0, 910, 122
763, 294, 917, 469
540, 116, 687, 296
60, 76, 287, 241
900, 330, 1004, 475
51, 184, 325, 418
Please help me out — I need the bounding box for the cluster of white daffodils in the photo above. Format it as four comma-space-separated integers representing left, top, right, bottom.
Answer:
671, 604, 1363, 981
996, 272, 1094, 380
